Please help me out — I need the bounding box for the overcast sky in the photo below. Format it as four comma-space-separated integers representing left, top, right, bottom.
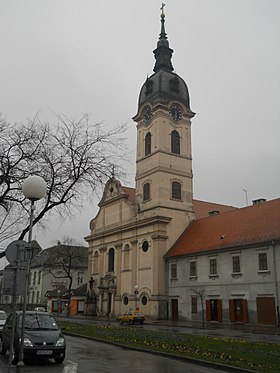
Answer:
0, 0, 279, 254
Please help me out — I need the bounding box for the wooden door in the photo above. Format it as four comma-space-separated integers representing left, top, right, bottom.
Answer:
171, 299, 178, 320
257, 297, 276, 325
217, 299, 223, 322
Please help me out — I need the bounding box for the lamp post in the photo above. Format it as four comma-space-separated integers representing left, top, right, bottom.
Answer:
18, 175, 47, 367
134, 285, 139, 310
57, 289, 61, 317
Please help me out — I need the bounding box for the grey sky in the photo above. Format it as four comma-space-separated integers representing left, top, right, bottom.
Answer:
0, 0, 279, 251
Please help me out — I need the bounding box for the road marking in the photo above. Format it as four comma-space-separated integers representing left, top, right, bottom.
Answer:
63, 360, 78, 373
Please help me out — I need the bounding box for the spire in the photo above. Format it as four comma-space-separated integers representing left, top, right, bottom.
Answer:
153, 4, 174, 73
159, 3, 167, 40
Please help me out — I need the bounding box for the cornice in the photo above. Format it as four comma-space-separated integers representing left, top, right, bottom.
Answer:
85, 215, 172, 242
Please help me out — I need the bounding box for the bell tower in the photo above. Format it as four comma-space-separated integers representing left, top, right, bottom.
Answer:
86, 7, 197, 320
133, 8, 195, 227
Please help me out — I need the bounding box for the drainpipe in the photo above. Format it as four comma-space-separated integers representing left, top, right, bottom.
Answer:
272, 240, 280, 326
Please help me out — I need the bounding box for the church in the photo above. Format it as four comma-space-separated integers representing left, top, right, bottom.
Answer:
85, 9, 280, 324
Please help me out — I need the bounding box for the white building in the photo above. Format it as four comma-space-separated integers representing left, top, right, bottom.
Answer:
165, 198, 280, 326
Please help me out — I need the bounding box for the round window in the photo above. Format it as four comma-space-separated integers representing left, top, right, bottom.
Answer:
123, 296, 129, 305
141, 296, 148, 306
142, 240, 149, 252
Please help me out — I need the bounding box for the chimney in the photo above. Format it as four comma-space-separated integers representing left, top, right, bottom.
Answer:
252, 198, 266, 205
208, 210, 220, 216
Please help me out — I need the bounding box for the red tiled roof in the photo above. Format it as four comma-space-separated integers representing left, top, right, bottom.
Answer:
166, 198, 280, 258
119, 184, 236, 215
122, 186, 136, 203
193, 199, 237, 219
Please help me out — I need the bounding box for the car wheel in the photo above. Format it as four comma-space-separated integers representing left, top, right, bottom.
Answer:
0, 338, 7, 355
140, 320, 144, 325
54, 355, 65, 364
129, 320, 133, 325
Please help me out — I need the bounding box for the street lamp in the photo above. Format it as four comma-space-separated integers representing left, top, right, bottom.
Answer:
18, 175, 47, 367
57, 289, 61, 317
134, 285, 139, 310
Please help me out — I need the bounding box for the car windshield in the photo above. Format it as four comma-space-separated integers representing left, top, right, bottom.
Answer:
19, 314, 59, 330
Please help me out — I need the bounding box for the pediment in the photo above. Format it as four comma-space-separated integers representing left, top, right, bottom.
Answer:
99, 178, 134, 206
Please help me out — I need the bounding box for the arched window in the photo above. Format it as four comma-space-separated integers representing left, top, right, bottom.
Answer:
172, 181, 181, 199
171, 130, 180, 154
143, 183, 150, 201
123, 244, 130, 270
145, 132, 151, 156
93, 251, 99, 273
108, 248, 115, 272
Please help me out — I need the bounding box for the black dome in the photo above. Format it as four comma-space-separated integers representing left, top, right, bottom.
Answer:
138, 70, 190, 109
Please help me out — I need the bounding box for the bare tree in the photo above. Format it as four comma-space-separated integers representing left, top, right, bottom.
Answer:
0, 113, 127, 244
41, 244, 88, 317
192, 287, 206, 328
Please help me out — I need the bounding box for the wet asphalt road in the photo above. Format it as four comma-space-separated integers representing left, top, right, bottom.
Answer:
0, 319, 278, 372
0, 335, 236, 373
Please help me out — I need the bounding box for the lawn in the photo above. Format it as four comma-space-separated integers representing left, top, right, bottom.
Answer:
58, 320, 280, 373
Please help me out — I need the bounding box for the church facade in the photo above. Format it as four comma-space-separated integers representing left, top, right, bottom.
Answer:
85, 10, 280, 324
85, 10, 198, 319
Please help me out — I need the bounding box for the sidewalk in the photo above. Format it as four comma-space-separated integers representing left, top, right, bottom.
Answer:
145, 318, 280, 343
66, 314, 280, 343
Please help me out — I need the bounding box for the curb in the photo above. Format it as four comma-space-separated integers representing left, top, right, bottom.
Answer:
64, 331, 256, 373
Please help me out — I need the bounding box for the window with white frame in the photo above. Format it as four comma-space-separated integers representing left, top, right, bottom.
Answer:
258, 252, 268, 271
191, 297, 198, 314
232, 255, 241, 273
209, 258, 217, 275
78, 272, 84, 284
170, 263, 177, 279
190, 261, 197, 277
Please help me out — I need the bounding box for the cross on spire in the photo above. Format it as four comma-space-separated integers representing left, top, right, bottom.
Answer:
160, 3, 166, 16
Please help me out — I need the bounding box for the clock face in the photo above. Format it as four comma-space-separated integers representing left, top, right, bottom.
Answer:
143, 108, 152, 123
169, 105, 182, 121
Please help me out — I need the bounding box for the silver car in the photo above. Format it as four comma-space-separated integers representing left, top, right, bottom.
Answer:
0, 311, 65, 364
0, 311, 7, 335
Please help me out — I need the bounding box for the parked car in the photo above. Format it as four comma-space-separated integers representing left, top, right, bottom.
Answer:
0, 310, 66, 364
117, 310, 145, 325
0, 311, 7, 335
